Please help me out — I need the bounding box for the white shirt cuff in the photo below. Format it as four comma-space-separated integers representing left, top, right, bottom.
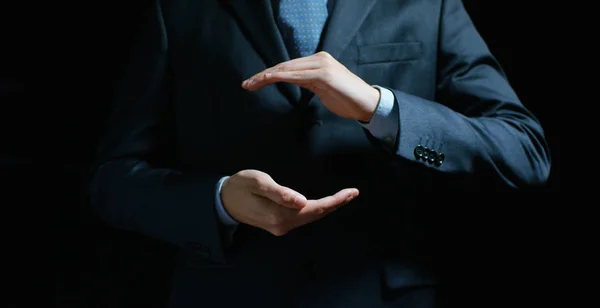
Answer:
358, 85, 399, 148
215, 176, 238, 226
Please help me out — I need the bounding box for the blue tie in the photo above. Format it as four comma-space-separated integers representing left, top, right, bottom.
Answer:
276, 0, 329, 59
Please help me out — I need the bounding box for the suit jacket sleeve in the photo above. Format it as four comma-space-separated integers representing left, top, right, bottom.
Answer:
89, 0, 227, 264
378, 0, 551, 188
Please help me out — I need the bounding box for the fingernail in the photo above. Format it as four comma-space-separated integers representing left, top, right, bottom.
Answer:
349, 190, 359, 200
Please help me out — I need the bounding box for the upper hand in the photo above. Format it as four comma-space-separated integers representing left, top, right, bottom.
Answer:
221, 169, 359, 236
242, 51, 381, 123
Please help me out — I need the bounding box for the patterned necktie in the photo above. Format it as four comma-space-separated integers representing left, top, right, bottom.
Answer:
276, 0, 329, 59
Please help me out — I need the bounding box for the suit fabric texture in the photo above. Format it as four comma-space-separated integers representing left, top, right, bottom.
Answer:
90, 0, 551, 307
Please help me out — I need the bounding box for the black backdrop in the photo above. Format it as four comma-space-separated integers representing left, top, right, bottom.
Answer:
2, 1, 562, 306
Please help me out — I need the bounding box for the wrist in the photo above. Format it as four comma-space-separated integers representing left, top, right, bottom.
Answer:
358, 86, 381, 122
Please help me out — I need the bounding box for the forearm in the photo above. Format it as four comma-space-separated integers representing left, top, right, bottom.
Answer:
366, 0, 551, 188
387, 89, 550, 188
90, 158, 227, 263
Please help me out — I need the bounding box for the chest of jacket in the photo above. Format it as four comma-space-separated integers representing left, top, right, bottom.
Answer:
164, 0, 440, 176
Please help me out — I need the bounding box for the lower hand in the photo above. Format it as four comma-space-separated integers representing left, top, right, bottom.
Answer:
242, 51, 380, 123
221, 169, 359, 236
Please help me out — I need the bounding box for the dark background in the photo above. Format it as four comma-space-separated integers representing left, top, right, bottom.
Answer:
2, 1, 562, 306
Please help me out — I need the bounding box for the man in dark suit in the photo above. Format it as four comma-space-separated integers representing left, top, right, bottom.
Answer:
90, 0, 551, 306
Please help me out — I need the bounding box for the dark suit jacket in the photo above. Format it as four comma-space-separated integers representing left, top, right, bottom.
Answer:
90, 0, 551, 306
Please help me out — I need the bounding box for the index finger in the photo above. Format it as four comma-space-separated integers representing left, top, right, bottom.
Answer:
242, 57, 321, 88
299, 188, 359, 218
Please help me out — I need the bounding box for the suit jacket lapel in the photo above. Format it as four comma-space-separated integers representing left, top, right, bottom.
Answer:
221, 0, 301, 103
221, 0, 380, 105
320, 0, 379, 60
223, 0, 380, 64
